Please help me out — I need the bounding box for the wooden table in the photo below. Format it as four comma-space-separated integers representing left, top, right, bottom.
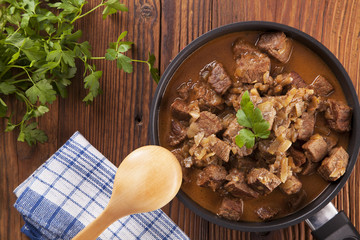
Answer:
1, 0, 360, 239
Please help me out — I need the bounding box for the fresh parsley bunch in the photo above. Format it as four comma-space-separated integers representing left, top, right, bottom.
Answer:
0, 0, 159, 145
235, 91, 270, 149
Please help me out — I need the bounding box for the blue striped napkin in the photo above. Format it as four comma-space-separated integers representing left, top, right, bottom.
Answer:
14, 131, 189, 240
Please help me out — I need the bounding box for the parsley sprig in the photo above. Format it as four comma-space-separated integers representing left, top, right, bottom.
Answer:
235, 91, 270, 149
0, 0, 160, 145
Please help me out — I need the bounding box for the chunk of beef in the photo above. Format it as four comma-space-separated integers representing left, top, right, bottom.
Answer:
191, 82, 224, 110
302, 134, 328, 162
229, 156, 259, 172
197, 164, 227, 191
323, 135, 338, 152
283, 71, 307, 92
170, 99, 191, 120
325, 99, 352, 132
318, 147, 349, 181
257, 32, 292, 63
207, 135, 232, 162
247, 168, 282, 194
288, 189, 307, 211
224, 169, 259, 198
171, 147, 186, 163
168, 120, 187, 146
255, 206, 280, 221
187, 111, 223, 138
217, 197, 244, 221
297, 112, 315, 141
207, 61, 232, 95
223, 118, 241, 139
311, 75, 334, 97
234, 52, 271, 84
308, 96, 328, 113
301, 158, 320, 175
177, 81, 192, 99
257, 101, 276, 130
280, 175, 302, 195
171, 148, 192, 182
288, 147, 306, 167
290, 71, 307, 88
224, 93, 242, 111
223, 118, 253, 157
256, 140, 275, 162
232, 38, 259, 58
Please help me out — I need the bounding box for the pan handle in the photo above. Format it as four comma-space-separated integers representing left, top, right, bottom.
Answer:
305, 202, 360, 240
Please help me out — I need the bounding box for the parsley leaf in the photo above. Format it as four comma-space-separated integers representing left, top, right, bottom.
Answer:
18, 122, 48, 146
25, 80, 57, 104
83, 71, 103, 103
102, 0, 128, 19
116, 54, 133, 73
147, 53, 160, 83
0, 98, 8, 117
235, 91, 270, 149
0, 82, 17, 95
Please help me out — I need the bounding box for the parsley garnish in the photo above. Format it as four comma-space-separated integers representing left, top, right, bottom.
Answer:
0, 0, 160, 145
235, 91, 270, 149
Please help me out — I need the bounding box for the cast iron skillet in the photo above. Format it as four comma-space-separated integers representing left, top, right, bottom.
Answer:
149, 21, 360, 239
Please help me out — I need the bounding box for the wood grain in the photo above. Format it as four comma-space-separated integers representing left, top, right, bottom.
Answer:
1, 0, 359, 239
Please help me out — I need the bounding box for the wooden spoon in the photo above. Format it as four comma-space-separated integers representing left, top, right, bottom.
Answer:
73, 145, 182, 240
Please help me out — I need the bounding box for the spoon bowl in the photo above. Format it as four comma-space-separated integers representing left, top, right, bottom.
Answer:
73, 145, 182, 239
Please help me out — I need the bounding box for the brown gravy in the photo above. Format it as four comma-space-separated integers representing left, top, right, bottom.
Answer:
158, 31, 349, 222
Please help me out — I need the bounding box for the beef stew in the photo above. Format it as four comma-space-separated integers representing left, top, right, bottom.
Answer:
158, 31, 352, 222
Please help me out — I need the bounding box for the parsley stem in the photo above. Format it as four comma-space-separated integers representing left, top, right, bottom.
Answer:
70, 3, 105, 24
20, 67, 37, 87
10, 79, 29, 84
90, 57, 106, 60
131, 59, 148, 63
15, 92, 34, 110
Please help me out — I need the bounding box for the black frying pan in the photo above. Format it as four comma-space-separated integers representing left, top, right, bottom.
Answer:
149, 21, 360, 239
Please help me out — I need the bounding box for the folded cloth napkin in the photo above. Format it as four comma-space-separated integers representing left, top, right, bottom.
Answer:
14, 131, 189, 240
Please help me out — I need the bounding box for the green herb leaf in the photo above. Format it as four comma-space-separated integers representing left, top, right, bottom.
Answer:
34, 105, 49, 117
146, 53, 160, 83
9, 51, 20, 63
235, 129, 255, 149
105, 48, 117, 60
25, 80, 57, 104
235, 90, 270, 149
102, 0, 128, 19
116, 54, 133, 73
83, 71, 103, 103
0, 82, 17, 95
117, 41, 132, 53
236, 109, 251, 128
0, 98, 8, 117
18, 122, 48, 146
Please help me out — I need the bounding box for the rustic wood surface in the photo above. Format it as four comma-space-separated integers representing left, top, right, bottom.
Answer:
1, 0, 360, 239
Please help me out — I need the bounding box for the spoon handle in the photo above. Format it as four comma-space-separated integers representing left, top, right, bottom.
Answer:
73, 208, 120, 240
